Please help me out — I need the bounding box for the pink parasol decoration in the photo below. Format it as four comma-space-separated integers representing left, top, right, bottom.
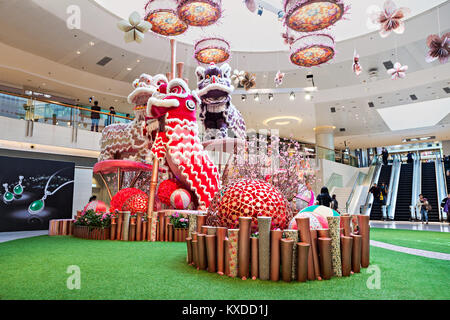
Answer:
426, 33, 449, 64
369, 0, 410, 38
387, 62, 408, 80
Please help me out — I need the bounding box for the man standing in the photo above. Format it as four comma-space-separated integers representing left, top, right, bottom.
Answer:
381, 148, 389, 166
91, 101, 101, 132
369, 183, 381, 204
105, 106, 116, 126
407, 151, 414, 164
441, 193, 450, 224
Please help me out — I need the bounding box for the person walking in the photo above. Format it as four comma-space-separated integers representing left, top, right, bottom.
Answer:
369, 183, 381, 204
441, 193, 450, 224
380, 183, 388, 206
406, 151, 413, 164
105, 106, 116, 126
381, 147, 389, 166
416, 194, 429, 224
316, 187, 332, 208
91, 101, 101, 132
331, 194, 339, 211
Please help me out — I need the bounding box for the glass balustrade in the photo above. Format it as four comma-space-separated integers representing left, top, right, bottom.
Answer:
0, 89, 361, 167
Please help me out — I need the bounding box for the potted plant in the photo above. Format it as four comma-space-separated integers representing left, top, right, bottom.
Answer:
170, 212, 189, 242
73, 210, 112, 240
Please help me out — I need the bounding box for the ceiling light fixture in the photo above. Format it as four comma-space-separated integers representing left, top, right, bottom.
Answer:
241, 94, 247, 101
127, 67, 132, 71
268, 93, 274, 101
263, 116, 302, 126
89, 41, 95, 46
304, 93, 312, 101
290, 92, 295, 100
254, 94, 260, 101
76, 50, 81, 55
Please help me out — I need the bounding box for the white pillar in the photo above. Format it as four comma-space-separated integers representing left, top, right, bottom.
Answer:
314, 126, 336, 161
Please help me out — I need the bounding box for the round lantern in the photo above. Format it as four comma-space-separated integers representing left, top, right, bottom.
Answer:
206, 179, 290, 231
144, 0, 188, 37
283, 0, 345, 32
177, 0, 222, 27
194, 37, 230, 65
170, 189, 192, 210
290, 33, 335, 67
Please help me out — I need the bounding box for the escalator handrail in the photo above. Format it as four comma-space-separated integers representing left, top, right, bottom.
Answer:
435, 152, 448, 221
361, 156, 382, 214
346, 171, 366, 213
387, 155, 401, 219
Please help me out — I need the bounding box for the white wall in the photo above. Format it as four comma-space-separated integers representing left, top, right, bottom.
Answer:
72, 167, 94, 218
319, 159, 369, 189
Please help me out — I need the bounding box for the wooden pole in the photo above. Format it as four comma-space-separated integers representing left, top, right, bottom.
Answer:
147, 156, 160, 241
170, 39, 176, 80
99, 173, 113, 201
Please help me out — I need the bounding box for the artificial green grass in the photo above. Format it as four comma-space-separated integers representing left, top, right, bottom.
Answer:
371, 228, 450, 254
0, 235, 449, 300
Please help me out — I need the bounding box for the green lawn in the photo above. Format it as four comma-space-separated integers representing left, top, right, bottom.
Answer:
371, 228, 450, 254
0, 235, 449, 300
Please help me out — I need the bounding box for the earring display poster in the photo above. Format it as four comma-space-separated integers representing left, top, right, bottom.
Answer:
0, 156, 75, 232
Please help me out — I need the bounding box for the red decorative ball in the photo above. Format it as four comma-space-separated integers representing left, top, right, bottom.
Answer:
207, 179, 290, 231
157, 179, 182, 206
123, 193, 148, 214
110, 188, 147, 213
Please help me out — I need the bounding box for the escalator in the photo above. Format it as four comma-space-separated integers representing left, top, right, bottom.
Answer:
370, 165, 392, 220
421, 162, 440, 222
394, 163, 413, 221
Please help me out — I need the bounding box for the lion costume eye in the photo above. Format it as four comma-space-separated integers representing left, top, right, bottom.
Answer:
171, 86, 182, 94
186, 100, 195, 111
206, 75, 210, 79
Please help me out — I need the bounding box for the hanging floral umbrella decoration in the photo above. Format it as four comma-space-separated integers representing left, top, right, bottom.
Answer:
369, 0, 411, 38
426, 33, 449, 64
117, 11, 152, 43
387, 62, 408, 80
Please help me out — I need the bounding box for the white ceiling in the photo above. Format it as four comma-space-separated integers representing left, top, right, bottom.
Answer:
94, 0, 448, 51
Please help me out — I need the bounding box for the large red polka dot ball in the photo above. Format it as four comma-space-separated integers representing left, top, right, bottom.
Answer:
207, 179, 290, 231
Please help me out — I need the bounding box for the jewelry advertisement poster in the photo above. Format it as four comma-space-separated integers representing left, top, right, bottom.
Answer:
0, 156, 75, 232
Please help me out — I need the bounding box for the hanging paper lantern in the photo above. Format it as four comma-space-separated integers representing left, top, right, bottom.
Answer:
283, 0, 346, 33
177, 0, 222, 27
194, 37, 230, 65
290, 33, 335, 67
144, 0, 188, 37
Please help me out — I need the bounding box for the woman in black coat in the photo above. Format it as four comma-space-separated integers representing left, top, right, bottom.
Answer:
316, 187, 333, 207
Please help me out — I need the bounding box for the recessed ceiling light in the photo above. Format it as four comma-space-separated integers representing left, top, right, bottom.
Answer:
89, 41, 95, 46
268, 93, 274, 101
127, 67, 132, 71
241, 94, 247, 101
304, 93, 312, 101
76, 50, 81, 55
290, 92, 295, 101
254, 94, 260, 101
137, 59, 141, 63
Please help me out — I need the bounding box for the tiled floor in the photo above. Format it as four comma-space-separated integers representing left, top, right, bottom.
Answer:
0, 230, 47, 243
370, 221, 450, 232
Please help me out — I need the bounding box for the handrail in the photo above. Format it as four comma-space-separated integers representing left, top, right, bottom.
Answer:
387, 155, 401, 220
435, 152, 447, 221
0, 89, 133, 121
361, 156, 381, 214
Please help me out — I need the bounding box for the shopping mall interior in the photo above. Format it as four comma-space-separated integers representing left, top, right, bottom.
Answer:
0, 0, 449, 303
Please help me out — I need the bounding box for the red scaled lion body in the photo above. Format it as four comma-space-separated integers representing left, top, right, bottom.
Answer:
147, 78, 221, 208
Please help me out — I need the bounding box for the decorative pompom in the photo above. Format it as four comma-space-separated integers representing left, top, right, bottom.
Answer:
157, 179, 182, 206
170, 188, 192, 209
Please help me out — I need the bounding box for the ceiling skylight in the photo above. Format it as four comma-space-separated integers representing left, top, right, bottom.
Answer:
376, 97, 450, 131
